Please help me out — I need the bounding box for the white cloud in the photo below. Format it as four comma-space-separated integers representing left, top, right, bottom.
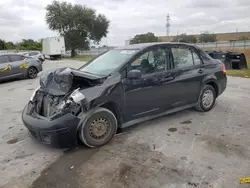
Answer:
0, 0, 250, 45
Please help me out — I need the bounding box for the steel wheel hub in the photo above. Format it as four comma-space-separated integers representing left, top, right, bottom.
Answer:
29, 68, 36, 77
202, 90, 214, 108
90, 117, 110, 139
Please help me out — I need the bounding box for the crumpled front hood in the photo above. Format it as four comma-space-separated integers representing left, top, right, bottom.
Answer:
40, 67, 102, 96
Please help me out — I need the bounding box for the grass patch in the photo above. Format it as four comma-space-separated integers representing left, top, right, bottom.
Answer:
226, 61, 250, 78
72, 55, 93, 62
227, 69, 250, 78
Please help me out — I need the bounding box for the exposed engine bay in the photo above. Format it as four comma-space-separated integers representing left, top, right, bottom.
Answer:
29, 67, 105, 118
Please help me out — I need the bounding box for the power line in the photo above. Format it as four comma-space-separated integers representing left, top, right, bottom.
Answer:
166, 14, 170, 36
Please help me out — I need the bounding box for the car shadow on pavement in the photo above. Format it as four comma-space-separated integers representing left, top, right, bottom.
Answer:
30, 145, 99, 188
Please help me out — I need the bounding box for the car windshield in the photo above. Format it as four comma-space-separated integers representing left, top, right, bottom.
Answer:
79, 49, 138, 76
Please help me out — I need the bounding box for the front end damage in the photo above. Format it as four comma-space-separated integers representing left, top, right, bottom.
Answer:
22, 67, 122, 148
29, 67, 105, 117
22, 67, 106, 148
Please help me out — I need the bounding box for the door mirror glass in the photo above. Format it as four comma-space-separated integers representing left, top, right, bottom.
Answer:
127, 69, 141, 79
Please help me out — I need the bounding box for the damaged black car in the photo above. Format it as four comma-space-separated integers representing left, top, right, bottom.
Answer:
22, 42, 227, 148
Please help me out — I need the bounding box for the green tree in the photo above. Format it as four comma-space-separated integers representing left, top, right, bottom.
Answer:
198, 32, 217, 42
172, 33, 197, 43
6, 42, 16, 49
17, 39, 42, 51
130, 32, 158, 44
45, 1, 109, 57
0, 39, 7, 50
238, 36, 249, 41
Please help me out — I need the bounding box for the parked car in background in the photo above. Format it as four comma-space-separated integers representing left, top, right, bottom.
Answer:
0, 54, 43, 81
22, 42, 227, 148
18, 51, 45, 63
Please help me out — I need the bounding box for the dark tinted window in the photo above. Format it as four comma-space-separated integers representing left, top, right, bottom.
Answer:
0, 56, 9, 64
10, 55, 25, 62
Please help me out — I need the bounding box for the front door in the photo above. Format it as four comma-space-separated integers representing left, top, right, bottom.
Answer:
122, 46, 174, 121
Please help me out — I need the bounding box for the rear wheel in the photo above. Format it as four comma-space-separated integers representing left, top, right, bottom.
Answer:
27, 67, 38, 79
195, 85, 216, 112
78, 108, 118, 148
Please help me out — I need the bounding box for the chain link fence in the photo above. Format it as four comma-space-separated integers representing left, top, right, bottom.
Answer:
2, 40, 250, 57
194, 40, 250, 49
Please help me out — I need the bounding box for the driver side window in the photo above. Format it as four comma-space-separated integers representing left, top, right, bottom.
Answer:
129, 48, 167, 75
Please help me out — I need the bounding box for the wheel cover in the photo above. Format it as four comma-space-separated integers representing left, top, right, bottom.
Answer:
202, 90, 214, 108
89, 117, 110, 140
29, 68, 37, 78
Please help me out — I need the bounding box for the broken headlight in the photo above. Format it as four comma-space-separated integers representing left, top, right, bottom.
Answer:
57, 88, 86, 111
69, 88, 86, 104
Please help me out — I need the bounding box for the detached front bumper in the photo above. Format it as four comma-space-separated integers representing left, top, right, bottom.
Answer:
22, 104, 80, 148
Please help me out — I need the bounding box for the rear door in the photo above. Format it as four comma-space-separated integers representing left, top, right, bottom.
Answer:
0, 55, 12, 79
9, 55, 26, 76
168, 45, 204, 106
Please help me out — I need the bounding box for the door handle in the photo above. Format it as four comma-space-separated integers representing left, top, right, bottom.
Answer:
198, 69, 204, 74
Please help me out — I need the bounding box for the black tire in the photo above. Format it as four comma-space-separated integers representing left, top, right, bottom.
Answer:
27, 67, 38, 79
78, 107, 118, 148
195, 85, 216, 112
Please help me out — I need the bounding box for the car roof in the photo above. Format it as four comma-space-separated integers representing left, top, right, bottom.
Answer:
0, 53, 14, 56
115, 42, 199, 50
0, 53, 25, 56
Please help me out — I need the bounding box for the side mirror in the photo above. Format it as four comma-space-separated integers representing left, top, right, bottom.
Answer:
127, 69, 141, 79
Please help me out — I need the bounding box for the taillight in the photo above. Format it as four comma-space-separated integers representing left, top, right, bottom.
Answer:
222, 63, 226, 74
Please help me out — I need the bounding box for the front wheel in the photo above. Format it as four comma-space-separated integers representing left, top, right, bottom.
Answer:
78, 108, 118, 148
195, 85, 216, 112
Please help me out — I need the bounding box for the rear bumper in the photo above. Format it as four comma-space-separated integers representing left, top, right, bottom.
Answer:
37, 64, 43, 72
218, 74, 227, 95
22, 105, 80, 148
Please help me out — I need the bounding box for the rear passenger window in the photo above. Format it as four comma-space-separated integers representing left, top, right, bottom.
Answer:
10, 55, 25, 62
200, 51, 211, 61
192, 51, 202, 65
171, 47, 193, 68
0, 56, 9, 64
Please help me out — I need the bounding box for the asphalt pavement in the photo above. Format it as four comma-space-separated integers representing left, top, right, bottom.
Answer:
0, 59, 250, 188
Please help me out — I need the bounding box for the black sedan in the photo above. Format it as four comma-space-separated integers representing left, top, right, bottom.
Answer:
22, 42, 227, 148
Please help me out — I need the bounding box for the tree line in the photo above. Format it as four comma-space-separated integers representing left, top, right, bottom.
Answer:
129, 32, 217, 44
130, 32, 250, 44
0, 39, 42, 51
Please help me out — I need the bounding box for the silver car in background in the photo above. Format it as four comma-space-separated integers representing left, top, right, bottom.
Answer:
0, 54, 43, 81
18, 51, 45, 63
